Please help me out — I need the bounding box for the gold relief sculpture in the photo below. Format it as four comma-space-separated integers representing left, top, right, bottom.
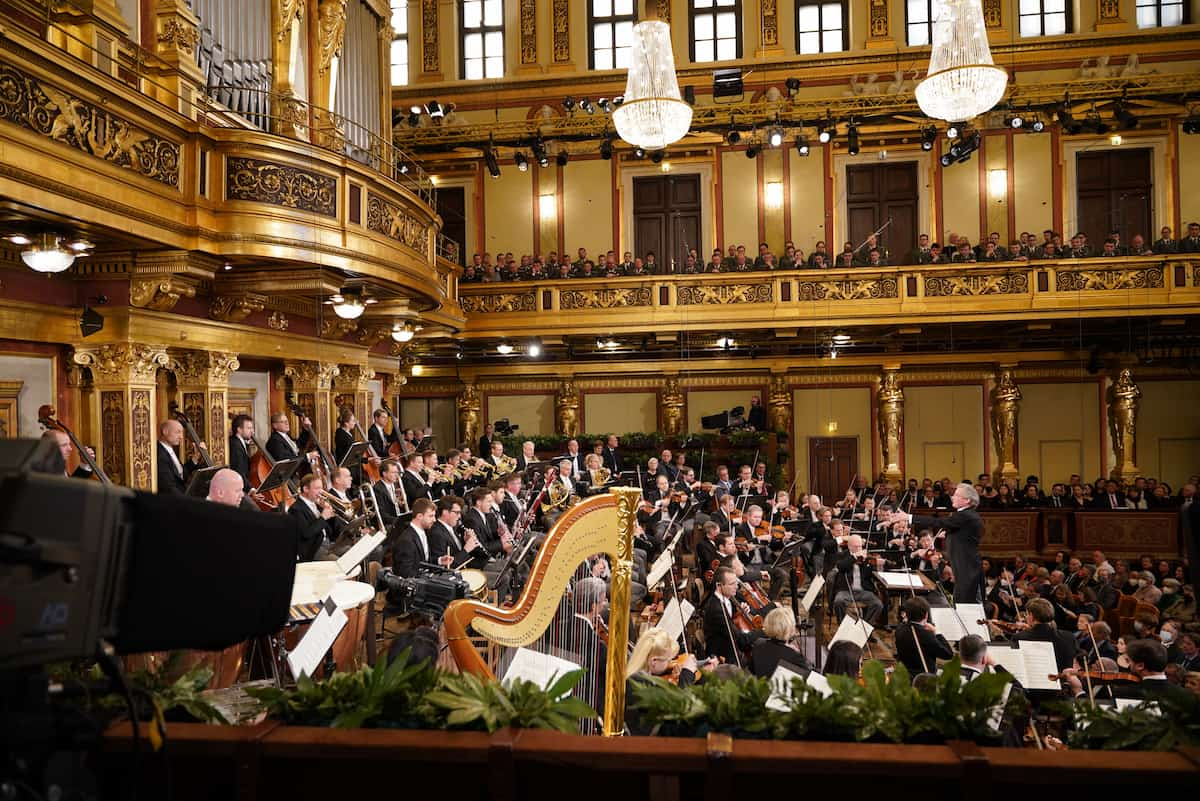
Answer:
337, 364, 374, 392
1100, 0, 1120, 19
101, 391, 125, 481
285, 361, 340, 391
655, 0, 672, 23
317, 0, 348, 77
366, 192, 431, 252
1055, 267, 1164, 292
460, 292, 537, 314
129, 276, 197, 311
556, 378, 580, 438
661, 376, 684, 437
355, 325, 392, 347
182, 392, 206, 441
797, 277, 899, 301
171, 351, 240, 386
519, 0, 537, 65
982, 0, 1003, 26
877, 369, 904, 482
869, 0, 890, 38
924, 272, 1028, 296
131, 389, 152, 490
1107, 369, 1141, 481
767, 375, 791, 434
156, 18, 200, 56
226, 157, 337, 217
677, 283, 772, 305
209, 394, 228, 465
0, 61, 181, 187
760, 0, 779, 47
313, 108, 348, 152
268, 311, 289, 330
73, 344, 170, 385
559, 287, 652, 310
458, 382, 481, 446
319, 317, 358, 339
210, 294, 266, 323
552, 0, 570, 62
989, 368, 1022, 482
274, 89, 309, 138
277, 0, 305, 39
420, 0, 439, 72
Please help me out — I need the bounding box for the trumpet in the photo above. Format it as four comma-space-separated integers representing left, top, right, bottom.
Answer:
434, 463, 464, 482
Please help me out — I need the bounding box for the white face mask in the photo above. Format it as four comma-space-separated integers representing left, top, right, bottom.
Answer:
1161, 631, 1174, 644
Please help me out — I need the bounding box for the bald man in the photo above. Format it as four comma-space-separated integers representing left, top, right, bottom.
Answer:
156, 419, 200, 494
46, 430, 95, 479
206, 468, 245, 507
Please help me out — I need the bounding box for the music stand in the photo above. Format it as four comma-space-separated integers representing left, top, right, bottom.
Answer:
184, 465, 227, 497
255, 457, 304, 495
339, 441, 370, 468
618, 470, 641, 488
415, 435, 435, 451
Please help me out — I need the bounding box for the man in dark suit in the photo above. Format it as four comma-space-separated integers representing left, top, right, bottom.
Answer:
366, 408, 398, 457
703, 566, 760, 668
562, 439, 586, 480
228, 414, 255, 492
288, 474, 341, 561
514, 440, 537, 473
1013, 598, 1079, 672
499, 472, 525, 530
390, 498, 447, 579
156, 419, 197, 494
1091, 480, 1131, 509
265, 411, 313, 463
401, 451, 432, 506
1152, 226, 1177, 254
1179, 221, 1200, 253
892, 482, 983, 604
428, 495, 490, 570
463, 486, 508, 559
374, 461, 404, 531
747, 396, 767, 431
602, 434, 623, 475
895, 597, 955, 675
477, 424, 495, 459
832, 535, 885, 625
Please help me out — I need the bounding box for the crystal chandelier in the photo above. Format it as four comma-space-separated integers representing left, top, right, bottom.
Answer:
611, 20, 692, 151
915, 0, 1008, 123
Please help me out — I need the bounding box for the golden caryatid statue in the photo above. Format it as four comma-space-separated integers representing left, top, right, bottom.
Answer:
877, 369, 904, 482
556, 377, 580, 438
767, 374, 792, 435
661, 376, 684, 437
989, 368, 1022, 483
1107, 368, 1141, 481
458, 382, 481, 447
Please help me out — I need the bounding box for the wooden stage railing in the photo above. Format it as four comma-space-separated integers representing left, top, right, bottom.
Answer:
957, 510, 1181, 559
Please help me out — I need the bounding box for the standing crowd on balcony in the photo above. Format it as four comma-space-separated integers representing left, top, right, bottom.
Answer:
459, 222, 1200, 283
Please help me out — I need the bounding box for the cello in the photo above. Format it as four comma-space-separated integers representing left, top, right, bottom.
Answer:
379, 399, 406, 459
241, 419, 295, 512
37, 405, 110, 483
353, 419, 384, 484
285, 394, 335, 489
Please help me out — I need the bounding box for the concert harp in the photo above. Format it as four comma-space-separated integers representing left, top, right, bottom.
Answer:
444, 487, 640, 737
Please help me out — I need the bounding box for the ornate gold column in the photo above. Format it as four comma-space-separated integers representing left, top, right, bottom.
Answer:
1107, 368, 1141, 481
335, 363, 375, 422
866, 0, 894, 50
418, 0, 442, 80
284, 361, 340, 447
756, 0, 783, 57
314, 0, 347, 150
877, 368, 904, 483
767, 374, 793, 484
550, 0, 571, 68
151, 0, 205, 115
170, 350, 240, 467
981, 0, 1007, 40
989, 366, 1022, 484
555, 377, 580, 438
661, 375, 684, 438
458, 382, 481, 448
1095, 0, 1127, 32
72, 344, 170, 490
518, 0, 539, 73
272, 0, 309, 139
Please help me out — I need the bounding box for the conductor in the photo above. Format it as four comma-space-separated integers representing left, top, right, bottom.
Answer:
883, 482, 983, 604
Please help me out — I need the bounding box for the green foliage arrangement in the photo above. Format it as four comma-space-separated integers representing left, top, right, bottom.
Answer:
247, 650, 595, 733
630, 659, 1022, 744
48, 652, 229, 725
1064, 693, 1200, 751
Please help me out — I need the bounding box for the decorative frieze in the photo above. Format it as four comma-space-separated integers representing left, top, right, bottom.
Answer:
560, 287, 652, 310
760, 0, 779, 48
226, 157, 337, 217
210, 293, 267, 323
552, 0, 570, 63
73, 344, 170, 385
366, 192, 430, 253
924, 272, 1028, 296
129, 276, 200, 311
796, 277, 899, 301
460, 292, 537, 314
1055, 267, 1164, 292
519, 0, 538, 65
420, 0, 440, 73
677, 283, 773, 305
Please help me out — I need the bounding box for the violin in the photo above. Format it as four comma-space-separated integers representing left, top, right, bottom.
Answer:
669, 489, 690, 504
979, 618, 1027, 634
37, 405, 110, 483
1048, 670, 1141, 684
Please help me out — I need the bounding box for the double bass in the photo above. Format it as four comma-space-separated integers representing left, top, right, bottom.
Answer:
286, 394, 335, 489
378, 399, 406, 459
37, 405, 110, 483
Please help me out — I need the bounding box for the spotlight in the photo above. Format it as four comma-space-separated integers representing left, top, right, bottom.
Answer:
398, 162, 410, 174
768, 126, 784, 148
817, 123, 832, 144
847, 123, 860, 156
634, 146, 645, 158
563, 97, 576, 111
1184, 115, 1200, 135
579, 98, 595, 114
612, 96, 624, 107
1030, 118, 1046, 133
1057, 105, 1081, 134
831, 331, 852, 345
515, 151, 529, 171
920, 125, 937, 151
426, 100, 444, 119
745, 142, 761, 158
484, 148, 501, 178
410, 104, 423, 115
946, 123, 961, 139
726, 128, 741, 144
940, 152, 953, 167
600, 137, 614, 159
785, 77, 801, 95
531, 139, 549, 167
795, 135, 810, 156
527, 340, 542, 358
496, 341, 514, 355
597, 98, 612, 112
407, 111, 420, 127
1008, 113, 1024, 129
1114, 102, 1138, 130
649, 150, 665, 164
556, 150, 569, 167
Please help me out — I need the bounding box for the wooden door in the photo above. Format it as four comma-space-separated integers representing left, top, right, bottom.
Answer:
846, 162, 918, 261
808, 437, 858, 503
633, 174, 701, 272
435, 186, 466, 266
1076, 148, 1152, 243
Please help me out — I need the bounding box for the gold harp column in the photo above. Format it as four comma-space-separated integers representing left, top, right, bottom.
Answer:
314, 0, 348, 150
152, 0, 205, 115
661, 375, 684, 438
170, 350, 241, 467
458, 382, 481, 447
335, 363, 375, 422
877, 368, 904, 483
767, 375, 793, 483
272, 0, 308, 139
602, 486, 641, 737
989, 366, 1021, 484
555, 376, 580, 438
284, 361, 340, 447
72, 344, 170, 490
1107, 368, 1141, 481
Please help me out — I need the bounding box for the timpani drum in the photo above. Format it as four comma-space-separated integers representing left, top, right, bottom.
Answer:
459, 568, 488, 600
327, 580, 375, 673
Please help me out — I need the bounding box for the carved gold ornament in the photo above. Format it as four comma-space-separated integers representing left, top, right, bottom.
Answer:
797, 277, 899, 301
74, 344, 170, 385
1055, 267, 1164, 292
560, 287, 652, 310
677, 283, 772, 305
460, 292, 537, 314
210, 294, 266, 323
924, 272, 1028, 296
157, 19, 201, 56
129, 276, 197, 311
226, 157, 337, 217
366, 192, 430, 252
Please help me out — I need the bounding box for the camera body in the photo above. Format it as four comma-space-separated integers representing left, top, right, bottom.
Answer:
377, 567, 469, 619
493, 418, 519, 437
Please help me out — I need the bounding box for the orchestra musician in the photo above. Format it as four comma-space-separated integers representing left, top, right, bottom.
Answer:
390, 497, 447, 579
640, 473, 682, 543
156, 419, 199, 494
832, 534, 885, 625
734, 504, 791, 600
427, 495, 490, 570
422, 450, 448, 500
486, 439, 507, 469
288, 473, 341, 561
883, 481, 984, 604
894, 597, 955, 675
43, 430, 95, 479
562, 439, 586, 480
228, 414, 255, 491
751, 462, 773, 498
583, 453, 611, 495
367, 408, 399, 455
374, 461, 405, 530
750, 607, 810, 678
265, 411, 313, 463
327, 466, 356, 507
695, 521, 722, 582
205, 467, 245, 507
514, 440, 537, 472
499, 472, 525, 529
463, 485, 512, 559
703, 566, 761, 667
711, 465, 734, 501
401, 451, 433, 504
802, 506, 835, 575
734, 464, 761, 497
602, 434, 623, 475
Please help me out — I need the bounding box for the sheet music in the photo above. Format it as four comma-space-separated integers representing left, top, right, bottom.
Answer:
766, 663, 807, 712
805, 670, 833, 698
987, 681, 1014, 732
502, 647, 582, 697
336, 531, 387, 574
287, 599, 348, 679
1018, 640, 1061, 691
928, 604, 989, 642
1113, 698, 1161, 715
877, 571, 924, 589
800, 575, 825, 613
658, 596, 695, 645
646, 549, 675, 590
831, 614, 873, 649
988, 645, 1029, 687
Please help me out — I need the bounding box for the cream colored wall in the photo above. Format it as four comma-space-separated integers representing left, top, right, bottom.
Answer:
564, 158, 615, 254
536, 164, 557, 255
483, 165, 534, 256
1136, 380, 1200, 489
983, 134, 1009, 240
583, 391, 657, 435
903, 385, 985, 483
486, 393, 555, 436
229, 370, 271, 437
1018, 381, 1103, 485
792, 386, 872, 496
687, 389, 763, 436
941, 153, 981, 242
762, 149, 784, 251
1012, 133, 1054, 237
789, 147, 827, 251
721, 150, 758, 247
0, 354, 55, 438
1180, 132, 1200, 229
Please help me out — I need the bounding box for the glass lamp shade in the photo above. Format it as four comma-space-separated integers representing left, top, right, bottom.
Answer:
21, 245, 75, 273
915, 0, 1008, 123
611, 20, 692, 150
333, 298, 364, 319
